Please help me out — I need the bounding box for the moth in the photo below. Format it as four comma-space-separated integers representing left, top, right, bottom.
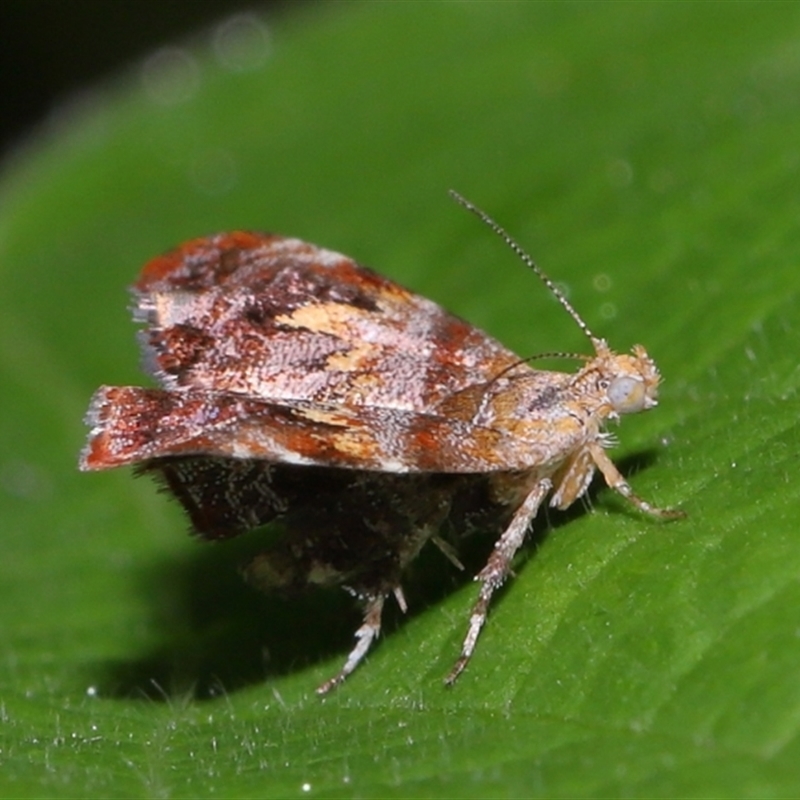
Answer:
80, 191, 683, 693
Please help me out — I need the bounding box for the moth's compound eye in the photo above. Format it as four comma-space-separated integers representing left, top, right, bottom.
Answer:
608, 375, 647, 414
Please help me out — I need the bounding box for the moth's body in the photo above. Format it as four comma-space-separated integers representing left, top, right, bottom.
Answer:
81, 196, 682, 692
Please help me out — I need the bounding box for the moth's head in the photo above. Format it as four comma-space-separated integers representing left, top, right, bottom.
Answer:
593, 341, 661, 418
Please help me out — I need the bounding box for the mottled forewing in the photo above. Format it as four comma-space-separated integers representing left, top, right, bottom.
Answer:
81, 385, 563, 475
133, 232, 521, 412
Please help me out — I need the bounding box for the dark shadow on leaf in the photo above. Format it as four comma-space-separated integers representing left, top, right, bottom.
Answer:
94, 530, 361, 701
92, 448, 660, 700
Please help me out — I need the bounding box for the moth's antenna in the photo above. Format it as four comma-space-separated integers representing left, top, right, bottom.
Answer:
449, 190, 601, 350
487, 351, 591, 387
529, 351, 592, 363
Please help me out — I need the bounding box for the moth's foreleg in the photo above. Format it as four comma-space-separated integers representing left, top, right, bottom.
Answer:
445, 477, 552, 686
588, 441, 684, 520
316, 593, 385, 695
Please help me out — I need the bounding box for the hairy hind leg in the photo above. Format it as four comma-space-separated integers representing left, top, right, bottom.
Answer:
446, 478, 552, 685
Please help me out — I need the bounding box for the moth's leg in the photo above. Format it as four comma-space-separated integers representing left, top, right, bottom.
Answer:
392, 585, 408, 613
316, 593, 385, 695
432, 534, 465, 571
588, 441, 684, 520
550, 447, 595, 510
445, 477, 552, 686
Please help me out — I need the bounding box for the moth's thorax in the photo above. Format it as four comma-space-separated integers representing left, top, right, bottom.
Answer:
474, 370, 570, 421
465, 343, 660, 468
476, 341, 658, 415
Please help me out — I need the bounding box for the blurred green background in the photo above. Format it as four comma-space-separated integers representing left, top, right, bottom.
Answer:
2, 2, 800, 797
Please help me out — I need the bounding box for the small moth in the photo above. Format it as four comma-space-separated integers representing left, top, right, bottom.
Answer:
80, 191, 683, 693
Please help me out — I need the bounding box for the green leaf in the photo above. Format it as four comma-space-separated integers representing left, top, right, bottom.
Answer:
3, 2, 800, 797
